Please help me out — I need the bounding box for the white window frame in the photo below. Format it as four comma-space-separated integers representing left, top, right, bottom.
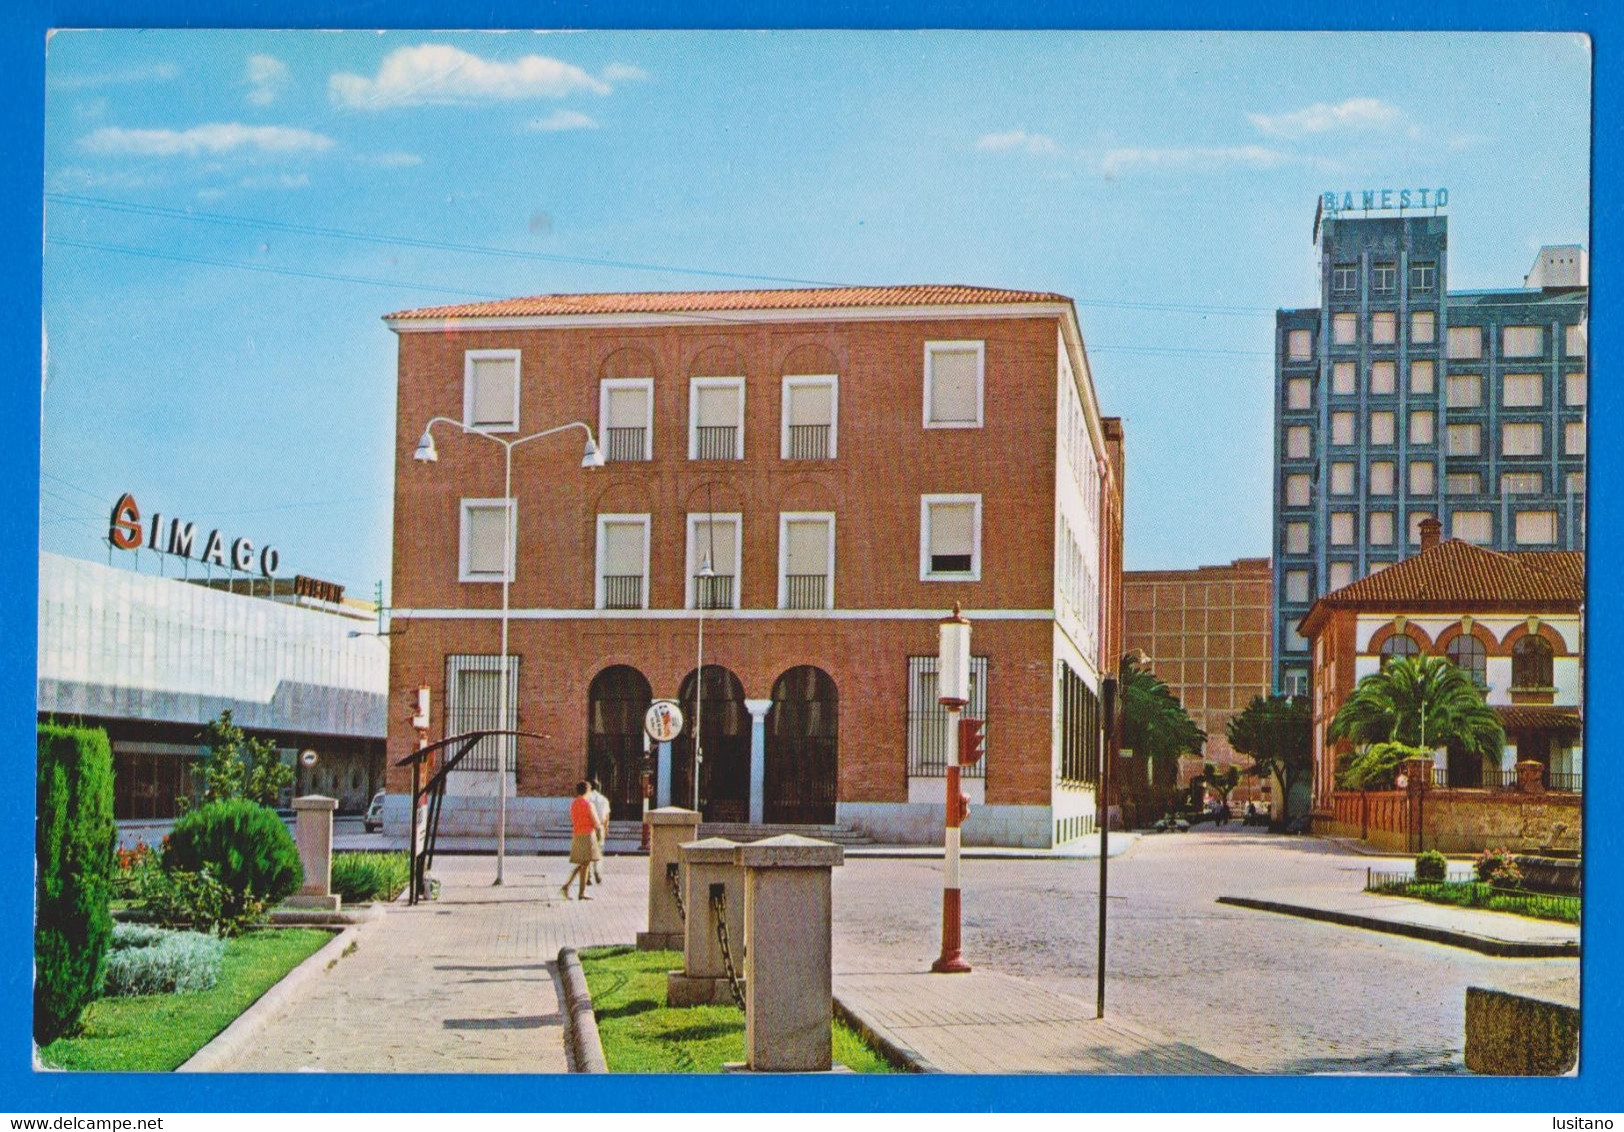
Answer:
923, 340, 985, 429
920, 493, 983, 582
688, 377, 746, 460
594, 513, 651, 610
463, 349, 521, 433
599, 378, 654, 461
459, 498, 516, 584
777, 511, 836, 610
685, 512, 743, 610
780, 375, 839, 459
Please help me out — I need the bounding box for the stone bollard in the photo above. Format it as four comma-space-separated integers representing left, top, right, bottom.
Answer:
1516, 759, 1547, 795
286, 795, 340, 910
734, 834, 844, 1072
637, 806, 701, 950
667, 838, 745, 1006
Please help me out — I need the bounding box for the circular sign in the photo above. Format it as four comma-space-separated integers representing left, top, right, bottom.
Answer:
644, 699, 685, 743
1394, 773, 1409, 789
300, 750, 319, 768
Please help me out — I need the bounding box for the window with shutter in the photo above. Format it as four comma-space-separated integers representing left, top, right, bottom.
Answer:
1330, 462, 1355, 495
1285, 570, 1309, 603
601, 379, 652, 461
1332, 362, 1356, 396
1286, 426, 1312, 460
1565, 323, 1586, 358
1449, 472, 1483, 495
1446, 423, 1480, 456
1565, 372, 1586, 406
596, 515, 649, 609
1514, 511, 1557, 545
1332, 313, 1358, 345
465, 351, 519, 431
1502, 325, 1544, 357
1370, 411, 1395, 446
1450, 511, 1493, 544
1409, 410, 1435, 445
1370, 362, 1396, 395
1446, 374, 1481, 408
1285, 522, 1310, 555
1368, 512, 1395, 545
461, 500, 514, 581
1371, 312, 1397, 345
1566, 422, 1586, 456
687, 514, 741, 609
1410, 360, 1435, 395
1368, 461, 1395, 496
925, 342, 983, 427
782, 377, 837, 459
1329, 512, 1354, 546
1502, 373, 1543, 408
1285, 474, 1310, 507
690, 379, 744, 459
1411, 310, 1436, 343
1328, 561, 1354, 589
1287, 330, 1312, 360
780, 513, 834, 609
1331, 412, 1354, 445
1500, 472, 1542, 495
922, 495, 981, 579
1286, 378, 1312, 410
1409, 462, 1435, 495
1502, 422, 1543, 457
1447, 326, 1482, 359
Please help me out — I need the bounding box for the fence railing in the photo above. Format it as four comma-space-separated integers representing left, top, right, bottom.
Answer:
786, 424, 832, 460
694, 425, 739, 460
1365, 868, 1581, 922
601, 574, 643, 610
783, 573, 827, 610
605, 427, 647, 462
1426, 767, 1581, 793
695, 573, 735, 610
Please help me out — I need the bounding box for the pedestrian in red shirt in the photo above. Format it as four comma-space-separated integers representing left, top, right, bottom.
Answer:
562, 780, 603, 900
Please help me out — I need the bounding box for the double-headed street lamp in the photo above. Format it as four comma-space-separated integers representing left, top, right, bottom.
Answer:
414, 415, 605, 886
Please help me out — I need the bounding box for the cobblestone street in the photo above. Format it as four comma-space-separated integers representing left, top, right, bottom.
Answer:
832, 829, 1579, 1074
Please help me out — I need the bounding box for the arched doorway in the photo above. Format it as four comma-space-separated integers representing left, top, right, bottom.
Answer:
765, 666, 838, 825
585, 665, 653, 821
671, 665, 750, 822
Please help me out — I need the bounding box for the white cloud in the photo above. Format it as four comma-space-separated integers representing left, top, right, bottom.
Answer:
329, 44, 610, 109
245, 54, 289, 106
357, 150, 424, 167
976, 130, 1060, 155
80, 123, 335, 157
1248, 97, 1402, 139
601, 63, 648, 82
1099, 144, 1291, 177
50, 63, 178, 91
527, 109, 598, 132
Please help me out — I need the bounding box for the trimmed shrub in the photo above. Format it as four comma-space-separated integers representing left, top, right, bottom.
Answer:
110, 923, 174, 950
331, 852, 410, 904
35, 723, 116, 1044
138, 864, 231, 934
1475, 847, 1524, 890
1415, 849, 1449, 882
164, 799, 302, 935
103, 929, 225, 996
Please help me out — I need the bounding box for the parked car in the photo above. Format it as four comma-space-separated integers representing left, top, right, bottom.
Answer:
363, 791, 386, 832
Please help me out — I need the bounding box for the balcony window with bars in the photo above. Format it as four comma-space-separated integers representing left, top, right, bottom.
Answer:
459, 499, 515, 582
689, 379, 744, 460
907, 655, 989, 778
445, 655, 520, 774
595, 515, 649, 610
921, 495, 981, 580
600, 378, 653, 462
687, 514, 741, 609
782, 376, 837, 459
464, 350, 520, 432
924, 340, 983, 428
779, 513, 834, 610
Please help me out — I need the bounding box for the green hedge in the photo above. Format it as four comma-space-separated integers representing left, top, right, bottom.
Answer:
103, 925, 226, 996
164, 799, 302, 932
35, 723, 115, 1043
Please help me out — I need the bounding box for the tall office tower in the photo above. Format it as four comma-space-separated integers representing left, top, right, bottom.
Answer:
1271, 202, 1587, 695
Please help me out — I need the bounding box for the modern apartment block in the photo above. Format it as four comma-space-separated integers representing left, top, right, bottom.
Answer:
1272, 205, 1587, 695
1123, 557, 1272, 806
383, 285, 1124, 848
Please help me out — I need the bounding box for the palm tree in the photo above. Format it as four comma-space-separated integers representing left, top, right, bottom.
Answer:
1118, 659, 1205, 826
1329, 655, 1504, 762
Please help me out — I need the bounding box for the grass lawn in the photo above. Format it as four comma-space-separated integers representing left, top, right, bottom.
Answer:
1376, 880, 1579, 924
579, 946, 898, 1073
39, 928, 331, 1071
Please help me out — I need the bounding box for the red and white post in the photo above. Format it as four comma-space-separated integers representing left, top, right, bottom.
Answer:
932, 605, 972, 974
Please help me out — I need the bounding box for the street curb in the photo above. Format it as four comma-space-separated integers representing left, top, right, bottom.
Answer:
177, 925, 361, 1072
1216, 896, 1580, 958
832, 995, 935, 1073
557, 947, 608, 1073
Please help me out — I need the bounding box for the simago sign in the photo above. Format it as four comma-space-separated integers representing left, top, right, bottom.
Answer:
107, 492, 281, 577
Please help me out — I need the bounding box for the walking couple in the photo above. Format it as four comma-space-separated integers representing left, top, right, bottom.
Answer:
562, 778, 611, 900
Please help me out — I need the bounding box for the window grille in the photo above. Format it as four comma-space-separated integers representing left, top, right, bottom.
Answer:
907, 655, 989, 778
445, 655, 519, 773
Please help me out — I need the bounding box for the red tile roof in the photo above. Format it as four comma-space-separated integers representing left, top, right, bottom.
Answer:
1496, 705, 1581, 732
1299, 540, 1584, 635
385, 284, 1072, 321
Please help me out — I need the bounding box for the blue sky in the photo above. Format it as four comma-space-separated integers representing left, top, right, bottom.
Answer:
40, 30, 1591, 594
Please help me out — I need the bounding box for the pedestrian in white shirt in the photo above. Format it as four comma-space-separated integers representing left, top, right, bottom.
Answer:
587, 779, 612, 884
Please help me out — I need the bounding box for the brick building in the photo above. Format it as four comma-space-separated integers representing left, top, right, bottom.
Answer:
383, 285, 1124, 848
1123, 557, 1272, 807
1301, 518, 1583, 851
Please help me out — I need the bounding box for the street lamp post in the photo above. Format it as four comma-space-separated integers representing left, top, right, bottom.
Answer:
1097, 648, 1147, 1019
414, 415, 604, 885
691, 553, 714, 811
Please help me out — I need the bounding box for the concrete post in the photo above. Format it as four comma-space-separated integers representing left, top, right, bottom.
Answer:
637, 806, 701, 950
286, 795, 340, 910
1516, 759, 1547, 795
744, 698, 771, 824
735, 834, 844, 1072
667, 837, 745, 1006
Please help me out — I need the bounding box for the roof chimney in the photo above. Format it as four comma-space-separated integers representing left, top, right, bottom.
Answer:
1418, 517, 1442, 552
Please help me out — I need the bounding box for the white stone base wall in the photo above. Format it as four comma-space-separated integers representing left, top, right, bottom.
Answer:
838, 801, 1053, 848
381, 792, 572, 838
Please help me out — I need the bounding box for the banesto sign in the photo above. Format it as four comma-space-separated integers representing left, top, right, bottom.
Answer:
1323, 187, 1449, 215
108, 493, 281, 577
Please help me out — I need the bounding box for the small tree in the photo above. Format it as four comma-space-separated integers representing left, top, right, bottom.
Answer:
1202, 762, 1241, 808
35, 723, 115, 1043
1118, 659, 1206, 826
1336, 740, 1427, 791
196, 710, 293, 809
1228, 695, 1312, 820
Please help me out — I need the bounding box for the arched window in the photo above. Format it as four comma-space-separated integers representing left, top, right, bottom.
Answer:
1446, 634, 1488, 687
1379, 633, 1419, 667
1513, 636, 1554, 688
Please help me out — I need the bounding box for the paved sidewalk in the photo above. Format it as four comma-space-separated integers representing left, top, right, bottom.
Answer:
1219, 885, 1579, 961
835, 971, 1243, 1074
213, 856, 642, 1072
